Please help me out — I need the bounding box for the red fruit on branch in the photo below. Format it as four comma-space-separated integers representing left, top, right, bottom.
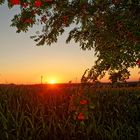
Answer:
63, 16, 68, 25
21, 3, 28, 8
10, 0, 20, 5
31, 10, 37, 15
20, 18, 24, 22
34, 0, 42, 7
24, 19, 33, 23
136, 60, 140, 66
94, 16, 104, 28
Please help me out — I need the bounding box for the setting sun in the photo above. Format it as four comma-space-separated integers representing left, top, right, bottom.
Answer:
48, 79, 57, 84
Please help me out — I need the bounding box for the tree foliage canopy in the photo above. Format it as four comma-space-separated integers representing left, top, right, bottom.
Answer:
0, 0, 140, 82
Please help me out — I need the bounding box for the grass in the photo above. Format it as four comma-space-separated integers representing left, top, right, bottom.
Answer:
0, 84, 140, 140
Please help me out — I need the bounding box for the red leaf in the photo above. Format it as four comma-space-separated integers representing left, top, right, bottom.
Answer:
80, 99, 89, 105
77, 112, 85, 121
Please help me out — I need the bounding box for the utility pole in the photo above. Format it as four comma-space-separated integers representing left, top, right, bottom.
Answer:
41, 75, 43, 84
75, 77, 77, 83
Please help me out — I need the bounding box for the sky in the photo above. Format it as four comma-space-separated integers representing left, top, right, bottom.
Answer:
0, 3, 139, 84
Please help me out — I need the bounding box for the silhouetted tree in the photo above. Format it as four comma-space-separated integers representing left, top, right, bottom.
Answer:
108, 69, 130, 83
0, 0, 140, 82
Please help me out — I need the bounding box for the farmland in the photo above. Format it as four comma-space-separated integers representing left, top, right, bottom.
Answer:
0, 83, 140, 140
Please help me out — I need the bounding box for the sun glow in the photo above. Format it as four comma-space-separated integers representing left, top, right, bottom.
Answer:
48, 79, 57, 84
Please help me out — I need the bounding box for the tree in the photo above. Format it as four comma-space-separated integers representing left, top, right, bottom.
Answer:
0, 0, 140, 82
108, 69, 130, 83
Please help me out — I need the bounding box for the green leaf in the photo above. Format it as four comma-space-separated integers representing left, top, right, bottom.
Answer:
89, 104, 95, 110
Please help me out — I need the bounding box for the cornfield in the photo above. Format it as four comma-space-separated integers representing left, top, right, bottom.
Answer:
0, 84, 140, 140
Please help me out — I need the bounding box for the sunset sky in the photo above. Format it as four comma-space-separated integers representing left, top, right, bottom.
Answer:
0, 4, 139, 84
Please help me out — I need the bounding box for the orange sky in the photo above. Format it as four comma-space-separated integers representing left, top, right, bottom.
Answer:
0, 4, 140, 84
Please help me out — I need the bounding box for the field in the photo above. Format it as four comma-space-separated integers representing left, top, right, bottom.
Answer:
0, 83, 140, 140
